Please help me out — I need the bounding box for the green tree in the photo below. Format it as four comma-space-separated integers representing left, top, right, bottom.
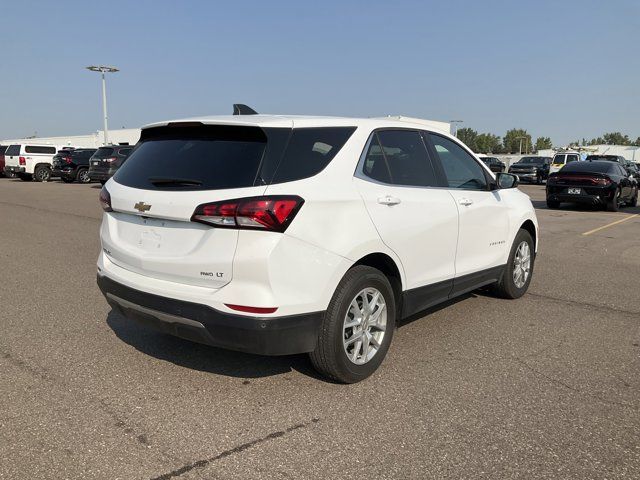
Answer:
632, 137, 640, 146
456, 127, 478, 151
534, 136, 552, 151
602, 132, 630, 145
503, 129, 532, 154
475, 133, 501, 153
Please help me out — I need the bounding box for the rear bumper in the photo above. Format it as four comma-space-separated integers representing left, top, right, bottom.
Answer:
547, 186, 614, 205
89, 168, 117, 181
4, 166, 25, 174
97, 274, 324, 356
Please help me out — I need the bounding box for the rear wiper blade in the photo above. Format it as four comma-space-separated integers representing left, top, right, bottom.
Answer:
148, 177, 202, 186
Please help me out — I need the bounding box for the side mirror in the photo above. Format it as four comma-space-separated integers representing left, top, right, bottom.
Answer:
496, 172, 519, 189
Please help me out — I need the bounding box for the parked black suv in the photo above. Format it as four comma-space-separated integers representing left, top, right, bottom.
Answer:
88, 145, 133, 185
508, 156, 551, 184
51, 148, 98, 183
479, 156, 506, 173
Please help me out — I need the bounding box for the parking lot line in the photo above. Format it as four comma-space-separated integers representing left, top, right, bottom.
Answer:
581, 214, 638, 236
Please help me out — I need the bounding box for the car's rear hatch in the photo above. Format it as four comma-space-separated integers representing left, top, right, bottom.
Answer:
102, 124, 278, 289
4, 144, 21, 167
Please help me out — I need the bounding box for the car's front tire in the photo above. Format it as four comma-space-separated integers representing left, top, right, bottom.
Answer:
492, 229, 535, 299
310, 265, 396, 383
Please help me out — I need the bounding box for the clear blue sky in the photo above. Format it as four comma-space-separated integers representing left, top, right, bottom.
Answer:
1, 0, 638, 145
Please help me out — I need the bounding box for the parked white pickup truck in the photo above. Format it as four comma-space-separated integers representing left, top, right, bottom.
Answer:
3, 143, 74, 182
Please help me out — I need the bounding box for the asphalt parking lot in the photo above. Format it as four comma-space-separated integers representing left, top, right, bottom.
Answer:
0, 179, 639, 479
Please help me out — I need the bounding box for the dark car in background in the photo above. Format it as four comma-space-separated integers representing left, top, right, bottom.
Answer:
479, 155, 506, 173
51, 148, 98, 183
0, 145, 7, 177
88, 145, 133, 185
546, 160, 638, 211
509, 156, 551, 184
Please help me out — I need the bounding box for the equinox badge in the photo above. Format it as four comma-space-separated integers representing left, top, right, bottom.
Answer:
134, 201, 151, 213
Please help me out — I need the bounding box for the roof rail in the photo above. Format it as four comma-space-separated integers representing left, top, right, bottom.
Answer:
233, 104, 258, 115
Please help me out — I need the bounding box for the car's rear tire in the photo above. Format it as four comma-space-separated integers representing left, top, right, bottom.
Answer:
77, 168, 91, 183
492, 229, 534, 299
546, 199, 559, 209
606, 188, 621, 212
33, 165, 51, 182
310, 265, 396, 384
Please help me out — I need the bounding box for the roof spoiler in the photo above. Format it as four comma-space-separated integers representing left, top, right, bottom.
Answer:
233, 104, 258, 115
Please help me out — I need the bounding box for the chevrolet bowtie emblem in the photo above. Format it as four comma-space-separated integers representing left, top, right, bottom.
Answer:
134, 202, 151, 213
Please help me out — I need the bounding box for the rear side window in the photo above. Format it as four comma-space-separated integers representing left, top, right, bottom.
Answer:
118, 148, 133, 156
553, 155, 565, 164
566, 154, 579, 163
25, 146, 56, 154
427, 133, 487, 190
6, 145, 20, 156
271, 127, 356, 184
362, 130, 437, 187
114, 125, 268, 190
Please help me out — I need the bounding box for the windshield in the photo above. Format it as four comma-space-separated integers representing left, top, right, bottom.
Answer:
517, 157, 543, 164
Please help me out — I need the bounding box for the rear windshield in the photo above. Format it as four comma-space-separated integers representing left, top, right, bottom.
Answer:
93, 147, 114, 159
114, 124, 356, 191
562, 162, 615, 173
6, 145, 21, 156
585, 155, 619, 162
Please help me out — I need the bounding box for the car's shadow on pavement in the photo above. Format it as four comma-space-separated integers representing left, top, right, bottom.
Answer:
106, 310, 327, 381
530, 199, 640, 214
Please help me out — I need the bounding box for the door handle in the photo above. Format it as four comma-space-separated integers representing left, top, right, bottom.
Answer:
378, 195, 401, 206
458, 198, 474, 206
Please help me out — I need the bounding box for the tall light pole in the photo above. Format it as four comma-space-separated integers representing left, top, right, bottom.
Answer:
86, 65, 119, 145
450, 120, 463, 137
515, 136, 527, 155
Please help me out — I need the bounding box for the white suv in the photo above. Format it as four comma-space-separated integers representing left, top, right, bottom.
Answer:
97, 111, 538, 383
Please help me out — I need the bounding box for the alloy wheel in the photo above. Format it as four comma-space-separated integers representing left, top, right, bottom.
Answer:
513, 241, 531, 289
343, 288, 387, 365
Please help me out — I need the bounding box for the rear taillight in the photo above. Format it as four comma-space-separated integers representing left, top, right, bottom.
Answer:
192, 196, 304, 232
99, 187, 113, 212
19, 156, 26, 165
105, 157, 118, 163
64, 156, 73, 164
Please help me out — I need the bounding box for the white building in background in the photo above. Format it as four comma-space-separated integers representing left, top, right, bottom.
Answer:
537, 145, 640, 163
1, 128, 141, 148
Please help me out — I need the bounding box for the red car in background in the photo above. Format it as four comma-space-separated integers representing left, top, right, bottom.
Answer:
0, 145, 8, 177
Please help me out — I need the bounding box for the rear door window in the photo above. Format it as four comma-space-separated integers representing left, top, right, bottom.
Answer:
271, 127, 356, 184
427, 133, 488, 190
566, 154, 579, 164
361, 130, 437, 187
553, 155, 565, 164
